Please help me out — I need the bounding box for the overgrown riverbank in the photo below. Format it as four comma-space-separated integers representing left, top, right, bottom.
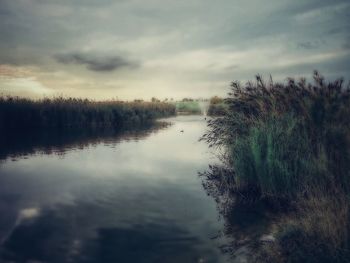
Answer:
201, 72, 350, 262
0, 97, 176, 132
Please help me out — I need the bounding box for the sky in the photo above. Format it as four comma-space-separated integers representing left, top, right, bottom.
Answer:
0, 0, 349, 100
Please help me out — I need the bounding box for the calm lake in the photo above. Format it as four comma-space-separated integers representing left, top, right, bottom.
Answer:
0, 116, 230, 263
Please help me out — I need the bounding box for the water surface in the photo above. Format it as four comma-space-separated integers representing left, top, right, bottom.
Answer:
0, 116, 229, 263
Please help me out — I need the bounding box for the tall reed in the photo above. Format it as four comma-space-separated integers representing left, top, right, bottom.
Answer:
202, 71, 350, 201
0, 97, 176, 131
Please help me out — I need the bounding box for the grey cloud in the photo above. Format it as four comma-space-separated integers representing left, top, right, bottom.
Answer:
55, 53, 138, 72
343, 43, 350, 50
297, 41, 321, 50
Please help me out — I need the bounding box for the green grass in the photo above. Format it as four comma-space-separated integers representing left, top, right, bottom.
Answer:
174, 101, 201, 114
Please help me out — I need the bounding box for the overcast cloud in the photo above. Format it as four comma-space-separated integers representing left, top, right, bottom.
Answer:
54, 52, 138, 72
0, 0, 349, 99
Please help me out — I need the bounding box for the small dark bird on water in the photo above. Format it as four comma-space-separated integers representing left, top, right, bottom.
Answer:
180, 130, 184, 133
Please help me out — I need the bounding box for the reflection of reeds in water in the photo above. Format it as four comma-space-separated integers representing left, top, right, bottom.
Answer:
199, 165, 277, 261
0, 121, 171, 161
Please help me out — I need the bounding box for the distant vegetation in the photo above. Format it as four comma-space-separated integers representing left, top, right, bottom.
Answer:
207, 96, 227, 116
0, 97, 176, 132
174, 99, 202, 114
202, 72, 350, 262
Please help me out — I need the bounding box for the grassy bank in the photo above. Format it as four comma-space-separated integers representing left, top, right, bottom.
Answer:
0, 97, 176, 131
202, 72, 350, 262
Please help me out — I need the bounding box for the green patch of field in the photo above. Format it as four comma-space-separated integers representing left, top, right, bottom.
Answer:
174, 101, 202, 114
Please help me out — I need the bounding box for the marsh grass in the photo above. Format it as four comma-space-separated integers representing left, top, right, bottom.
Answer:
0, 96, 176, 131
201, 72, 350, 262
253, 193, 350, 263
202, 71, 350, 201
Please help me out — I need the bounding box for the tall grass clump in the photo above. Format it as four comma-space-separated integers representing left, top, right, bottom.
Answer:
203, 71, 350, 201
231, 115, 322, 199
0, 97, 176, 132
